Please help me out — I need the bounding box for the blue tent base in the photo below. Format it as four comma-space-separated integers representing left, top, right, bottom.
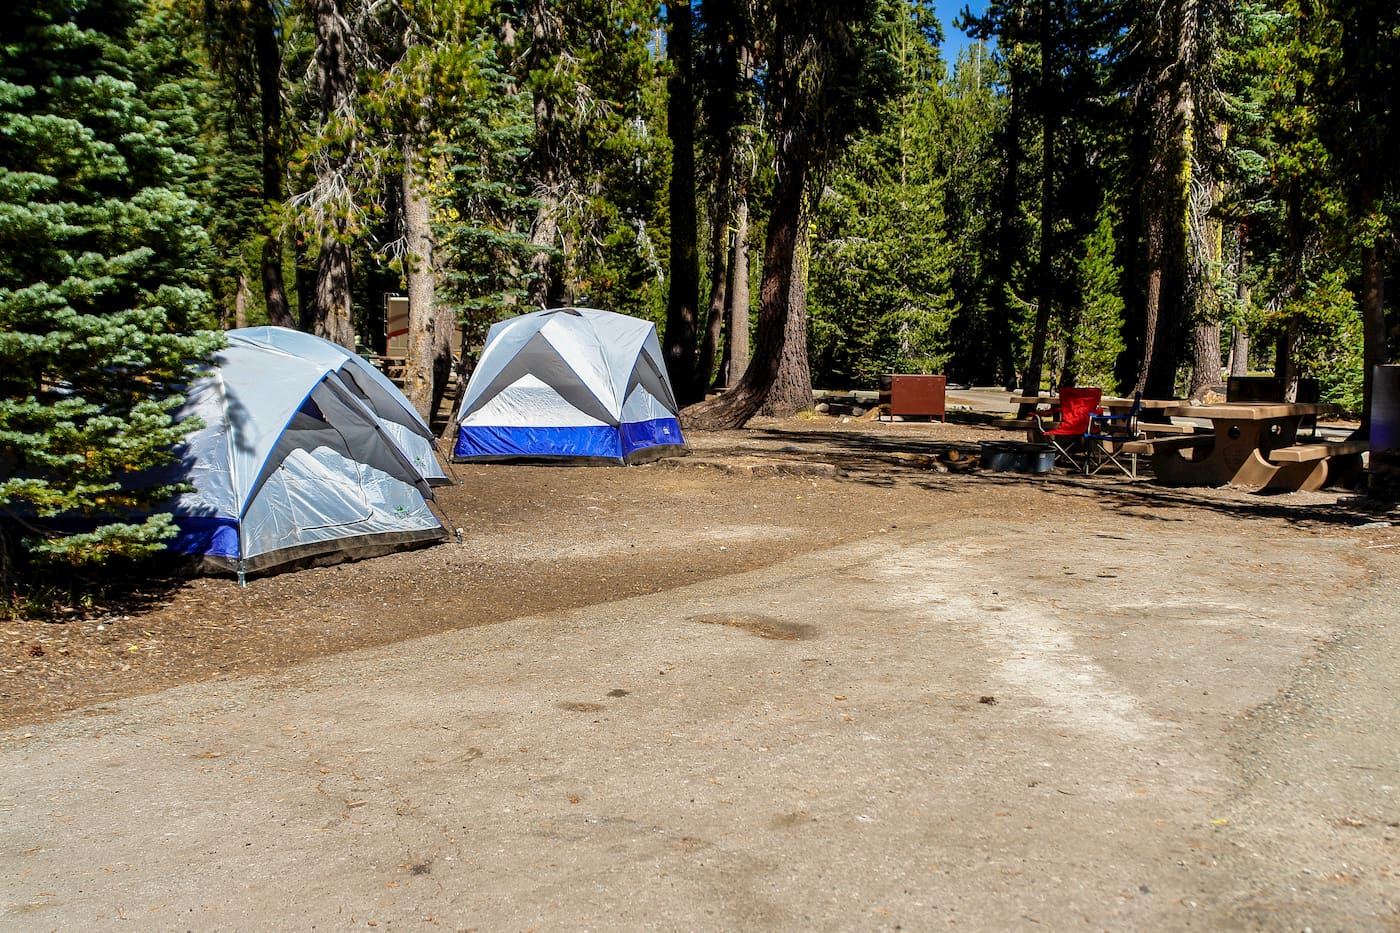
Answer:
453, 418, 686, 465
176, 525, 448, 577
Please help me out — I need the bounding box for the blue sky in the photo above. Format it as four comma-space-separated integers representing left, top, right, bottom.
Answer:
933, 0, 990, 64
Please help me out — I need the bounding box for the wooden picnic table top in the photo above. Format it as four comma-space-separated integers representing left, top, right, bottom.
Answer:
1101, 397, 1184, 411
1011, 393, 1186, 411
1167, 401, 1337, 420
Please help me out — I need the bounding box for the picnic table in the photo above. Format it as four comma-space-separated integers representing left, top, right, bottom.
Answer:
1014, 394, 1199, 440
1013, 394, 1180, 414
1128, 401, 1364, 492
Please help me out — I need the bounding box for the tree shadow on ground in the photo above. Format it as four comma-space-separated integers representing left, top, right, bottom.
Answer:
681, 423, 1399, 531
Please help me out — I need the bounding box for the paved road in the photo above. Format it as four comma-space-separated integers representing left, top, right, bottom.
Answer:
3, 516, 1396, 931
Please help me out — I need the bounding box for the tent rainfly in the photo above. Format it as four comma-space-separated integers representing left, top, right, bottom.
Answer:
452, 307, 686, 464
228, 326, 450, 486
168, 328, 448, 579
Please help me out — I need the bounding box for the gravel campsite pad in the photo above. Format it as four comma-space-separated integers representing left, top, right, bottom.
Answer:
3, 413, 1399, 929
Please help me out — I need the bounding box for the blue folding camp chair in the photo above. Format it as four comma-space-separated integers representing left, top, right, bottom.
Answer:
1084, 392, 1142, 477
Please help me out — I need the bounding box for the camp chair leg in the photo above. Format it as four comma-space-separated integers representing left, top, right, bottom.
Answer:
1086, 440, 1138, 478
1048, 437, 1088, 472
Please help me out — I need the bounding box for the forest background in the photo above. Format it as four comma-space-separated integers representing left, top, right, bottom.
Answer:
0, 0, 1397, 572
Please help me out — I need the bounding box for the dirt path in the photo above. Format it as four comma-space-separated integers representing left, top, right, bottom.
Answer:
3, 415, 1399, 929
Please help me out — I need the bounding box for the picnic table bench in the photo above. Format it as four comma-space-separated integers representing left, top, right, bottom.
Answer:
1119, 434, 1211, 456
1264, 439, 1369, 490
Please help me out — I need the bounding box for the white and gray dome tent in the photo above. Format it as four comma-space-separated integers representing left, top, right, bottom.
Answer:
167, 329, 447, 579
452, 307, 686, 463
229, 326, 450, 486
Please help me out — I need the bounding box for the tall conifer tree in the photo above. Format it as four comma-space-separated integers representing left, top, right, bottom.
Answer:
0, 0, 220, 571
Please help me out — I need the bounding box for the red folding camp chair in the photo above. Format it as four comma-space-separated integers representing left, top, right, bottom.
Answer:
1032, 386, 1102, 471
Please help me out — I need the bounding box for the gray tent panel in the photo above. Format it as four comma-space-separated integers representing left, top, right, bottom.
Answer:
459, 330, 618, 427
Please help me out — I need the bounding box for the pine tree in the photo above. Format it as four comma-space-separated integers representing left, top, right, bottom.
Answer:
505, 1, 668, 315
1068, 197, 1127, 389
0, 0, 221, 572
941, 40, 1015, 387
809, 2, 955, 389
683, 0, 905, 428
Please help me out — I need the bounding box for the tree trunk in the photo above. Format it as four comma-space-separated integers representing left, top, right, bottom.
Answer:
695, 146, 733, 395
995, 42, 1025, 396
253, 0, 293, 328
1274, 317, 1299, 401
1020, 0, 1055, 403
520, 1, 569, 309
663, 0, 702, 404
756, 205, 813, 418
313, 229, 354, 348
1227, 241, 1249, 376
526, 188, 561, 308
310, 0, 355, 348
261, 235, 294, 328
399, 146, 451, 420
1135, 0, 1197, 399
1185, 122, 1226, 402
234, 271, 251, 329
1227, 325, 1248, 377
720, 185, 750, 388
681, 128, 812, 430
1188, 322, 1220, 400
1357, 181, 1386, 438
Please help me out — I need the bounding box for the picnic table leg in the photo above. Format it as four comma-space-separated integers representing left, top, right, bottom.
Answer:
1262, 459, 1329, 492
1232, 449, 1283, 490
1149, 442, 1216, 485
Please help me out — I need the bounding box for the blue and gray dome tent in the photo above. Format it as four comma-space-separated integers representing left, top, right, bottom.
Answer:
452, 308, 686, 464
169, 328, 448, 578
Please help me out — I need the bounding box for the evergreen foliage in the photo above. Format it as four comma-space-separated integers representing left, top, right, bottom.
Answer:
0, 0, 221, 569
809, 3, 954, 388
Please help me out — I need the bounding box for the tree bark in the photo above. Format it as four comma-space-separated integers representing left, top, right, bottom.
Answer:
1187, 322, 1221, 400
1357, 183, 1386, 438
1227, 234, 1249, 377
681, 129, 812, 429
695, 146, 733, 395
993, 24, 1025, 397
261, 235, 294, 328
399, 146, 452, 420
253, 0, 293, 328
233, 271, 251, 329
1020, 0, 1055, 403
719, 185, 750, 388
1275, 317, 1299, 401
310, 0, 356, 348
663, 0, 702, 404
313, 229, 354, 348
1227, 325, 1248, 377
1186, 122, 1226, 402
526, 188, 561, 308
1134, 0, 1197, 399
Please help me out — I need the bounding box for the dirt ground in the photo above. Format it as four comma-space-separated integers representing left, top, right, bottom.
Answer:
5, 412, 1400, 931
3, 412, 1398, 729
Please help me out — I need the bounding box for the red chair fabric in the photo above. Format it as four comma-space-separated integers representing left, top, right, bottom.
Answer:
1043, 387, 1102, 437
1034, 386, 1102, 470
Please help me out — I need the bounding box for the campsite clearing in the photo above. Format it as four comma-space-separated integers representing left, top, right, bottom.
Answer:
4, 412, 1400, 930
